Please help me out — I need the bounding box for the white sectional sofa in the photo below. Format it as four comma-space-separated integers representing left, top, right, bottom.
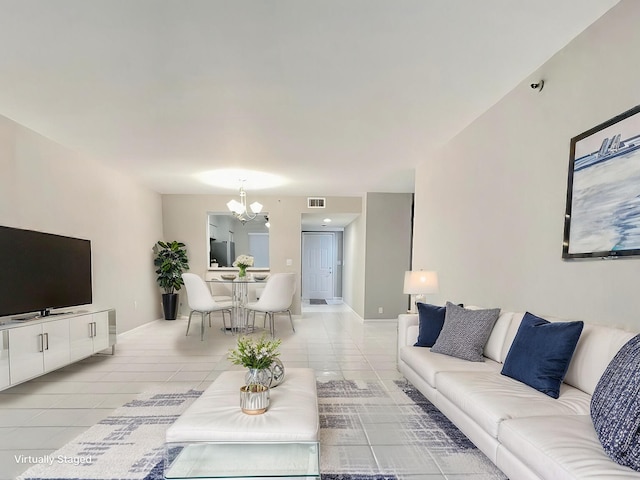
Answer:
397, 309, 640, 480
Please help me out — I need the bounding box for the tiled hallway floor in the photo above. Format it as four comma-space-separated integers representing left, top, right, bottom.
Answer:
0, 303, 500, 480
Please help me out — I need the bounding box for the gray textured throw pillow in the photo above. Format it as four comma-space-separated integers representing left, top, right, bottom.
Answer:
431, 302, 500, 362
591, 334, 640, 471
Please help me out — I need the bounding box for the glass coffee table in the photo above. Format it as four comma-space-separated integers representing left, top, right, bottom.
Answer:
164, 442, 319, 479
164, 368, 320, 480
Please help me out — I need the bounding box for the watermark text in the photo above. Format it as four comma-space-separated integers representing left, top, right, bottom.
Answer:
15, 454, 93, 466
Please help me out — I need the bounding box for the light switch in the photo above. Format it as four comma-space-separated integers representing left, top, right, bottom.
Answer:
286, 258, 293, 266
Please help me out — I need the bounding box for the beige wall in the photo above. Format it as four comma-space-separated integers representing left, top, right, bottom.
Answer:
161, 194, 362, 315
0, 114, 163, 332
412, 0, 640, 331
343, 211, 366, 317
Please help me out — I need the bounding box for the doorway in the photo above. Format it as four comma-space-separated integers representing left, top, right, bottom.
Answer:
302, 232, 337, 301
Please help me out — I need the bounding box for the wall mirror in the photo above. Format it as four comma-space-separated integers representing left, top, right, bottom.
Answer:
207, 213, 270, 268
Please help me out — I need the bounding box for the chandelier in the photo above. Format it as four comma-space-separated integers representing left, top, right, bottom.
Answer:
226, 182, 263, 224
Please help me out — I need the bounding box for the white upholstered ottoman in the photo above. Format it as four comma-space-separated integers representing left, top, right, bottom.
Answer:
164, 367, 319, 479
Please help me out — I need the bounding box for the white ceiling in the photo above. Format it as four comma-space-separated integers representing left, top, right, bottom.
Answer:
301, 212, 360, 229
0, 0, 619, 197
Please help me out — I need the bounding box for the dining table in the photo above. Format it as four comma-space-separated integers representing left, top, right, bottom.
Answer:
207, 277, 267, 334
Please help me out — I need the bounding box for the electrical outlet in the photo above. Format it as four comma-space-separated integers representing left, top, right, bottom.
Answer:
134, 301, 138, 310
286, 258, 293, 266
378, 307, 383, 314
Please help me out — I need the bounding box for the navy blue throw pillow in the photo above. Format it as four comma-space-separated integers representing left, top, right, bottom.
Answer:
591, 334, 640, 471
501, 312, 584, 399
414, 302, 446, 347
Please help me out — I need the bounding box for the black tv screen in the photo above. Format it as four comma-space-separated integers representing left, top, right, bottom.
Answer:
0, 226, 92, 317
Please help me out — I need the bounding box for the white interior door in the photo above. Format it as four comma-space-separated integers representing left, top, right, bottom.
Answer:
302, 233, 334, 299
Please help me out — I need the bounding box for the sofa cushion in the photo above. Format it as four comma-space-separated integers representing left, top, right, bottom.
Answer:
499, 311, 526, 362
399, 345, 499, 388
414, 302, 446, 347
591, 334, 640, 471
564, 323, 636, 395
483, 311, 516, 363
436, 370, 591, 439
431, 302, 500, 362
501, 312, 584, 399
498, 415, 640, 480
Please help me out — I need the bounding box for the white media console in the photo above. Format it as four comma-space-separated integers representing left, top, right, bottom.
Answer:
0, 309, 116, 391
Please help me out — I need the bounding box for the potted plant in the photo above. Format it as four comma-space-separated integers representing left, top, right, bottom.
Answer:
153, 240, 189, 320
228, 334, 282, 387
228, 335, 282, 414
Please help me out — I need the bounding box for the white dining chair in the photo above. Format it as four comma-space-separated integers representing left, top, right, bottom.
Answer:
245, 273, 296, 337
204, 271, 233, 303
182, 273, 232, 340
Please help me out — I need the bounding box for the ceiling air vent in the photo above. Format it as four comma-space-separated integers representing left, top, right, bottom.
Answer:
307, 197, 326, 208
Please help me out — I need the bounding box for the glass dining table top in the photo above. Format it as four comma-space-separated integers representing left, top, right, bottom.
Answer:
207, 277, 267, 283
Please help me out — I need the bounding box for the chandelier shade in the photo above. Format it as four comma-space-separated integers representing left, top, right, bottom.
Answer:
227, 183, 263, 223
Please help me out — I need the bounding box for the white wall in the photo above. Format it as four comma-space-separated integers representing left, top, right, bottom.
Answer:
412, 0, 640, 331
0, 114, 163, 332
343, 212, 366, 317
162, 194, 362, 316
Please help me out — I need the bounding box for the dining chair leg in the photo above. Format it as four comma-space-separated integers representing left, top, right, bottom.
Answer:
222, 310, 230, 332
288, 309, 295, 333
186, 311, 194, 336
208, 312, 212, 328
269, 312, 275, 337
200, 311, 206, 341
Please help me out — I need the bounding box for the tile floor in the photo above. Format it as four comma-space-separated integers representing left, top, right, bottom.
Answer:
0, 303, 494, 480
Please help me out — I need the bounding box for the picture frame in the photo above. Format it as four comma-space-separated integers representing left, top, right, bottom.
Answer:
563, 105, 640, 259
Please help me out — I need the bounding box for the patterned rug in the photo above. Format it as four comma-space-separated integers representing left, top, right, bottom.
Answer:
17, 379, 505, 480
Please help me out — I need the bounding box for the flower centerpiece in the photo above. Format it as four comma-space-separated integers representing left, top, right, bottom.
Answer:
228, 334, 282, 387
233, 254, 254, 278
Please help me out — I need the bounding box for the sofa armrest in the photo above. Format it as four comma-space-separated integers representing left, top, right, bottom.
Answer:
398, 313, 419, 353
398, 313, 419, 366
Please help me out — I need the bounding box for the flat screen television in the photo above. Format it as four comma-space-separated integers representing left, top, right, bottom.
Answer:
0, 226, 92, 318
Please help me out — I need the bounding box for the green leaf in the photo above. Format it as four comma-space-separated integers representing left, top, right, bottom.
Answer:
153, 240, 190, 293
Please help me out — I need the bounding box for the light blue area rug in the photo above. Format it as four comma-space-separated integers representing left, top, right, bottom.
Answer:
17, 379, 504, 480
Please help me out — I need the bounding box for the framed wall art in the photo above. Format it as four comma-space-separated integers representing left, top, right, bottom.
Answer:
563, 105, 640, 259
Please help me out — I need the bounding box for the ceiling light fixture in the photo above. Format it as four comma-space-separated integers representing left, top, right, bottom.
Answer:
227, 181, 263, 224
197, 169, 285, 190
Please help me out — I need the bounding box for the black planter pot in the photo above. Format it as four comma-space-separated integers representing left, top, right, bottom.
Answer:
161, 293, 179, 320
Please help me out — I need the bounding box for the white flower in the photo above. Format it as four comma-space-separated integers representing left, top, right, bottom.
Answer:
233, 254, 254, 268
227, 335, 282, 369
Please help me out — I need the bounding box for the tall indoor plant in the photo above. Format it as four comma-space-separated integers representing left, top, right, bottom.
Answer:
153, 240, 189, 320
